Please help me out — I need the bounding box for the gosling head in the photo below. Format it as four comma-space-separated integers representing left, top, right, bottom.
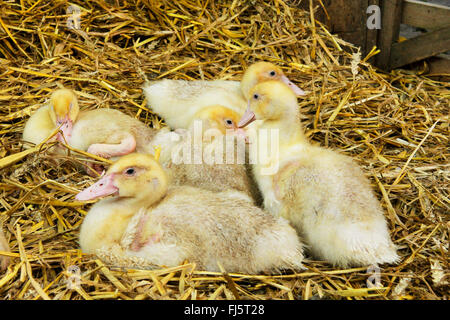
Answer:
240, 62, 306, 99
75, 153, 168, 206
48, 88, 79, 142
238, 81, 298, 128
192, 105, 247, 141
193, 105, 241, 133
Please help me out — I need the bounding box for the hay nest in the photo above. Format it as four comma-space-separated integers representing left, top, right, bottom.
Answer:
0, 0, 448, 300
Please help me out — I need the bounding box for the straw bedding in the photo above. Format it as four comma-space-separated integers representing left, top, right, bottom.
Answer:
0, 0, 448, 300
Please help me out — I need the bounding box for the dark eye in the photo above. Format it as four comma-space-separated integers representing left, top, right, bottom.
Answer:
125, 168, 136, 176
269, 70, 276, 77
225, 119, 234, 126
253, 93, 259, 100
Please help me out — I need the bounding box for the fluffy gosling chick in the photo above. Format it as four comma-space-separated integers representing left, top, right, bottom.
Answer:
162, 105, 260, 202
23, 88, 160, 174
238, 81, 399, 267
23, 88, 79, 146
142, 61, 305, 129
76, 153, 303, 273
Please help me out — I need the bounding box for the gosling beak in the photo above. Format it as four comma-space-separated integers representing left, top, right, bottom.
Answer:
238, 104, 256, 128
281, 75, 306, 96
75, 174, 119, 201
56, 117, 73, 143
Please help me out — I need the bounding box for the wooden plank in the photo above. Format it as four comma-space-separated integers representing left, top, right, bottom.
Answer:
299, 0, 369, 52
389, 26, 450, 69
360, 0, 370, 56
365, 0, 380, 62
330, 0, 368, 53
376, 0, 403, 69
402, 0, 450, 30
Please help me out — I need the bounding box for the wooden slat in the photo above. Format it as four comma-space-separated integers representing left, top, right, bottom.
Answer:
365, 0, 380, 62
389, 26, 450, 69
376, 0, 403, 69
402, 0, 450, 30
299, 0, 370, 54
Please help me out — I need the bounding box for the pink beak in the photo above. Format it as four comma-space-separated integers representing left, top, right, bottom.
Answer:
56, 117, 73, 143
238, 104, 256, 128
281, 75, 306, 96
75, 174, 119, 201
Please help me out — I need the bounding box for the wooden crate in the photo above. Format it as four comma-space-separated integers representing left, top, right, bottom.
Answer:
302, 0, 450, 70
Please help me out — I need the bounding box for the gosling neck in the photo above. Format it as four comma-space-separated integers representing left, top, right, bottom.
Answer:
122, 194, 166, 214
260, 113, 307, 148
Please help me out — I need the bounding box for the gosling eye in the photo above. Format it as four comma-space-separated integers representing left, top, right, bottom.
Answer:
224, 119, 234, 127
124, 167, 136, 176
253, 93, 260, 100
269, 70, 276, 77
